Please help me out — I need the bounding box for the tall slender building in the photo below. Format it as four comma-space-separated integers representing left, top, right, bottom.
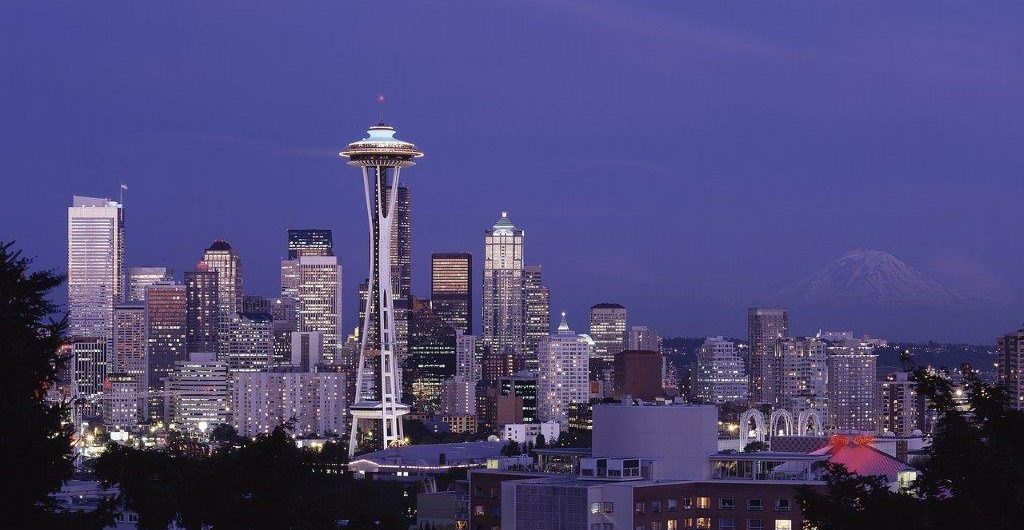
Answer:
775, 336, 827, 412
340, 120, 422, 456
112, 304, 147, 419
184, 264, 220, 353
628, 325, 661, 351
589, 303, 628, 364
127, 267, 173, 302
145, 281, 187, 422
200, 240, 243, 317
826, 338, 878, 431
286, 256, 343, 364
407, 298, 457, 414
483, 212, 525, 359
287, 229, 334, 259
998, 326, 1024, 411
68, 196, 124, 342
431, 252, 472, 334
71, 337, 109, 419
747, 307, 789, 405
523, 265, 550, 367
537, 313, 592, 427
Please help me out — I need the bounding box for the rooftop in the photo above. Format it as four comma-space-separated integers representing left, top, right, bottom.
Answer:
350, 441, 504, 471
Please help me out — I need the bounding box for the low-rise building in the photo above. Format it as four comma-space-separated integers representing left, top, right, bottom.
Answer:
501, 421, 560, 445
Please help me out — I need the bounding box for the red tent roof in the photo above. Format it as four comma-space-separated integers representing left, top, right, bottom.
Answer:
810, 435, 913, 481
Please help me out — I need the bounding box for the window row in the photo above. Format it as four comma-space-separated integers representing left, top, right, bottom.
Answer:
635, 498, 791, 514
629, 518, 793, 530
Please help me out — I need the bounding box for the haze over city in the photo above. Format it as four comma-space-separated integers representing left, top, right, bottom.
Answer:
3, 0, 1022, 341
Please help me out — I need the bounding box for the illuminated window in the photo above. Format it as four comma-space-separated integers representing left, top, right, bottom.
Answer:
474, 505, 484, 516
774, 520, 792, 530
667, 520, 678, 530
682, 497, 693, 510
696, 497, 711, 509
635, 502, 645, 514
697, 518, 712, 529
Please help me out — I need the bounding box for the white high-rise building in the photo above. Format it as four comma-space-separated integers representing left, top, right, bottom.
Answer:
776, 337, 828, 412
127, 267, 172, 302
281, 255, 342, 364
233, 370, 348, 438
218, 313, 274, 373
165, 352, 230, 433
68, 196, 124, 342
482, 212, 525, 359
455, 331, 479, 381
695, 336, 748, 404
442, 376, 477, 417
589, 303, 628, 364
827, 338, 878, 432
537, 313, 592, 427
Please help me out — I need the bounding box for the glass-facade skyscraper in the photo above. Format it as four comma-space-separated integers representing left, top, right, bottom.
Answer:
200, 240, 243, 317
67, 195, 124, 342
430, 252, 472, 334
287, 229, 334, 259
482, 212, 525, 359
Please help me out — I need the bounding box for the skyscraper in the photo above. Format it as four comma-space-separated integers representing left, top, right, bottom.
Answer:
340, 121, 422, 456
537, 313, 592, 427
523, 264, 550, 366
695, 336, 748, 404
283, 255, 343, 364
126, 267, 173, 302
68, 196, 124, 342
628, 325, 661, 351
145, 281, 187, 422
879, 371, 922, 436
589, 303, 628, 364
482, 212, 525, 359
613, 350, 664, 400
997, 326, 1024, 411
71, 336, 109, 413
407, 298, 457, 414
385, 186, 412, 370
430, 252, 472, 334
218, 312, 274, 373
145, 281, 187, 390
165, 352, 230, 433
184, 264, 219, 353
287, 229, 334, 259
826, 338, 878, 431
200, 240, 242, 317
775, 336, 827, 412
112, 304, 146, 419
747, 307, 789, 405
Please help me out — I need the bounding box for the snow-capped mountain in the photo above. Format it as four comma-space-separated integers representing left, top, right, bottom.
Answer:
775, 249, 973, 307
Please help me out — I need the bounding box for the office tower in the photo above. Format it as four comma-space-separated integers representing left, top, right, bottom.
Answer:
498, 371, 539, 425
281, 256, 342, 364
442, 377, 477, 417
997, 326, 1024, 410
695, 336, 748, 404
383, 186, 412, 372
589, 303, 628, 364
430, 252, 472, 334
775, 337, 828, 412
340, 121, 422, 455
287, 228, 334, 259
218, 312, 274, 373
747, 307, 789, 405
112, 304, 146, 420
233, 369, 348, 438
879, 371, 922, 436
523, 265, 550, 366
200, 240, 243, 317
242, 295, 272, 315
71, 337, 108, 418
407, 298, 457, 414
537, 313, 592, 427
455, 331, 480, 380
165, 352, 230, 433
184, 265, 220, 354
267, 296, 297, 366
145, 281, 187, 421
628, 325, 661, 351
103, 373, 139, 430
827, 338, 879, 431
127, 267, 172, 302
613, 350, 664, 400
67, 196, 124, 342
481, 345, 525, 381
482, 212, 525, 362
291, 331, 324, 372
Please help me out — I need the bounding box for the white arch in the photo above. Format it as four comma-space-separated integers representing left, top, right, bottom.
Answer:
739, 409, 767, 442
770, 409, 794, 437
797, 409, 824, 436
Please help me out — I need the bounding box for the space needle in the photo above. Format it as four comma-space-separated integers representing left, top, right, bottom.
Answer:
340, 101, 422, 457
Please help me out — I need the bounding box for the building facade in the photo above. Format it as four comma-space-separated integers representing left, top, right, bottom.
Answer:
165, 352, 230, 433
826, 338, 878, 431
538, 314, 593, 427
218, 312, 274, 373
629, 325, 661, 352
145, 281, 187, 399
126, 266, 172, 303
523, 265, 550, 366
233, 370, 348, 438
200, 240, 243, 317
287, 228, 333, 259
67, 196, 124, 342
184, 266, 220, 353
747, 308, 789, 406
589, 303, 628, 364
483, 212, 525, 359
431, 252, 472, 334
407, 298, 458, 414
998, 326, 1024, 410
282, 255, 342, 364
614, 350, 664, 400
696, 336, 748, 404
775, 337, 828, 413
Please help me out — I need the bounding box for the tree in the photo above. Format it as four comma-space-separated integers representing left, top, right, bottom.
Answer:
535, 432, 547, 449
743, 440, 769, 452
798, 365, 1024, 529
0, 242, 80, 524
500, 440, 522, 456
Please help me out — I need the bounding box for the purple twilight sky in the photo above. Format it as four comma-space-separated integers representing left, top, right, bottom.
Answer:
2, 1, 1022, 342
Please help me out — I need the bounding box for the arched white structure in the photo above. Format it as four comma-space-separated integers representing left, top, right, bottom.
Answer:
797, 409, 824, 436
770, 409, 794, 436
739, 409, 767, 443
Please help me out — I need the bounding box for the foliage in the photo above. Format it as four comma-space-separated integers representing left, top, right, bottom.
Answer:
95, 424, 416, 529
500, 440, 522, 456
553, 427, 592, 448
0, 242, 91, 525
798, 364, 1024, 530
743, 440, 769, 453
404, 418, 489, 445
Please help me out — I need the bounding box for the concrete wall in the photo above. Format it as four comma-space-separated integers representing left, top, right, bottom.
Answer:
593, 403, 718, 480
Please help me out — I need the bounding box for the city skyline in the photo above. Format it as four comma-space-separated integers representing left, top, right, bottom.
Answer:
5, 2, 1024, 342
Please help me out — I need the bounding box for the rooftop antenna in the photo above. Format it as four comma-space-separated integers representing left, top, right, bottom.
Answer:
378, 94, 385, 124
119, 182, 127, 204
